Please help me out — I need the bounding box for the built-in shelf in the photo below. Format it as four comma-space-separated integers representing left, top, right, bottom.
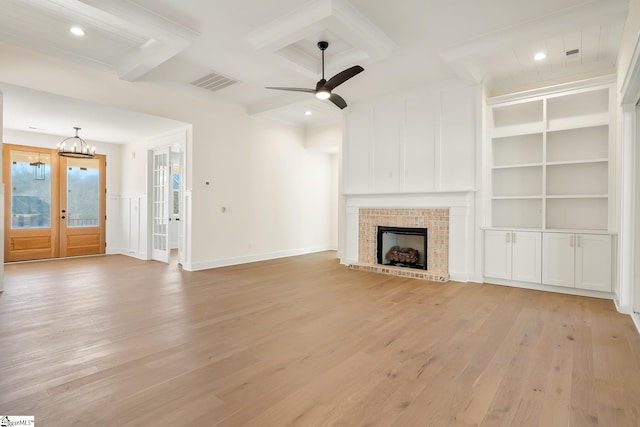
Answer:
487, 80, 613, 231
492, 162, 544, 170
492, 196, 543, 200
545, 195, 608, 199
546, 158, 608, 166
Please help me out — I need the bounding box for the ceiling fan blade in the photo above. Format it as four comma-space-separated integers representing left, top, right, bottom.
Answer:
325, 66, 364, 90
266, 87, 315, 93
328, 93, 347, 109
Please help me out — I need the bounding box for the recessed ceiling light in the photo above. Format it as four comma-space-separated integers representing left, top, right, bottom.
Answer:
534, 52, 547, 61
70, 26, 85, 36
304, 110, 312, 116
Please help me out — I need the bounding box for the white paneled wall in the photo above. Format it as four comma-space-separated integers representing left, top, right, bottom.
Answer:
343, 84, 477, 195
118, 194, 148, 260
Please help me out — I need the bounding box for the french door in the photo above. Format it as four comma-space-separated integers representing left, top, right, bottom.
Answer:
151, 147, 170, 263
3, 144, 106, 262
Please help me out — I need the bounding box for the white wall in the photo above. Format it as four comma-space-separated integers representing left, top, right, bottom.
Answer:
0, 42, 336, 270
305, 124, 341, 153
330, 154, 339, 249
306, 123, 342, 250
189, 117, 333, 269
616, 0, 640, 317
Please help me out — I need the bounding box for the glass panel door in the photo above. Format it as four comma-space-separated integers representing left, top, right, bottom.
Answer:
59, 156, 105, 257
3, 145, 59, 261
151, 148, 170, 263
3, 144, 106, 261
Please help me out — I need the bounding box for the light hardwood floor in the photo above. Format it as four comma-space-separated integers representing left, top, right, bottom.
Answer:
1, 252, 639, 426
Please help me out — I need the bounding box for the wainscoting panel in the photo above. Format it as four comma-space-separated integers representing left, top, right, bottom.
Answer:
118, 194, 148, 260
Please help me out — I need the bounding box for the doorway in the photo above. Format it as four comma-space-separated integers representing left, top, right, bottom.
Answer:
149, 141, 184, 265
3, 144, 106, 262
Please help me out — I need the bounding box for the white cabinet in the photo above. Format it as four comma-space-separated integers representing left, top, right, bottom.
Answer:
484, 230, 541, 283
542, 233, 612, 292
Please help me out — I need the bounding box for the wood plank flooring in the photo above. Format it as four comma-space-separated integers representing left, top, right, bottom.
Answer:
1, 251, 639, 426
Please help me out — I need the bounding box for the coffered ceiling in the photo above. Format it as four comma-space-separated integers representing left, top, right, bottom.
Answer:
0, 0, 630, 140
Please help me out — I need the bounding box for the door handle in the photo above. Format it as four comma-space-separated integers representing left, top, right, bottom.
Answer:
175, 218, 180, 221
512, 232, 516, 244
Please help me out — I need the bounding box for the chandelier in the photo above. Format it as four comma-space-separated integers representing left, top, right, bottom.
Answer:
58, 127, 96, 158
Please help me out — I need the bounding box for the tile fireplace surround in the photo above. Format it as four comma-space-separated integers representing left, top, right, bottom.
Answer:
350, 208, 449, 282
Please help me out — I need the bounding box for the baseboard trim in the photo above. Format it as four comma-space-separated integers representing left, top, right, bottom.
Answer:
186, 245, 334, 272
120, 251, 149, 261
483, 277, 615, 300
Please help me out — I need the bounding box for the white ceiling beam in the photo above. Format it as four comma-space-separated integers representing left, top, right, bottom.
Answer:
247, 0, 394, 78
21, 0, 199, 81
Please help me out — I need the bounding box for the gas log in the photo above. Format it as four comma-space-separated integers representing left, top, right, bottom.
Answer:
385, 246, 419, 264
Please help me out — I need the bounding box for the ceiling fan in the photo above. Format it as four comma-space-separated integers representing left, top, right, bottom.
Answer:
266, 41, 364, 110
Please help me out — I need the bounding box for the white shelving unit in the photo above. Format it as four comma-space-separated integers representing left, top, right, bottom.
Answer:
483, 77, 615, 294
487, 81, 614, 232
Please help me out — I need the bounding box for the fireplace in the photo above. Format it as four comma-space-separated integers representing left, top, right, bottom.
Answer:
351, 208, 449, 282
377, 226, 428, 270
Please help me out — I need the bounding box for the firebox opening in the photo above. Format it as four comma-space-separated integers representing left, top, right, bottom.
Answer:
376, 226, 428, 270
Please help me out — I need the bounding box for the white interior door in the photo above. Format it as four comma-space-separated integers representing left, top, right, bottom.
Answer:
177, 150, 185, 265
169, 151, 181, 250
151, 147, 170, 263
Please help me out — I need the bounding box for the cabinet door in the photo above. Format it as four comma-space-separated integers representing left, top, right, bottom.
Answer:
511, 232, 542, 283
575, 234, 612, 292
484, 230, 511, 279
542, 233, 575, 287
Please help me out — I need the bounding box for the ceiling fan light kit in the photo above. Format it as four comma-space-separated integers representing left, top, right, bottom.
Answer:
266, 41, 364, 109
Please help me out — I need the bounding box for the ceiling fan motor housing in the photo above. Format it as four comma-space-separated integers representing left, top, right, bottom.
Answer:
265, 40, 362, 109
